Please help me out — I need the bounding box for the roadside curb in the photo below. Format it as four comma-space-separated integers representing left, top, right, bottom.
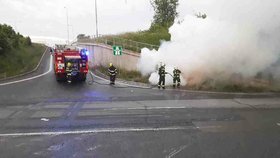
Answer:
90, 70, 151, 89
91, 69, 280, 96
93, 69, 151, 87
0, 46, 48, 82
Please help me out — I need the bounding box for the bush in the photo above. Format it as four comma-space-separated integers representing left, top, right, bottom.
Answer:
26, 36, 32, 46
96, 66, 149, 83
0, 24, 30, 53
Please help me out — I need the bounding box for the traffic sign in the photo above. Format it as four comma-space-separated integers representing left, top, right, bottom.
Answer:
113, 45, 123, 56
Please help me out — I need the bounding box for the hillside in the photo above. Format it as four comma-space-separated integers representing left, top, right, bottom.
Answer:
78, 25, 170, 53
0, 24, 46, 78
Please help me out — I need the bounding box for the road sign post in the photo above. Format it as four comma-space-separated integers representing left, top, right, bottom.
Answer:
113, 46, 122, 75
113, 45, 123, 56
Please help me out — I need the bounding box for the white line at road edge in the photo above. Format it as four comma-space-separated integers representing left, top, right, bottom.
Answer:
0, 126, 194, 137
90, 71, 274, 95
0, 55, 53, 86
90, 71, 150, 89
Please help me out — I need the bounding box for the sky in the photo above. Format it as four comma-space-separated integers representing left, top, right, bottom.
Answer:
0, 0, 159, 44
0, 0, 244, 44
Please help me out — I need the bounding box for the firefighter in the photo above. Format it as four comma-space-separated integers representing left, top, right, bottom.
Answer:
66, 62, 72, 72
65, 62, 73, 83
158, 63, 166, 89
108, 63, 117, 85
173, 67, 181, 88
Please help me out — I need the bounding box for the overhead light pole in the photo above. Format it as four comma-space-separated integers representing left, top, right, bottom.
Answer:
95, 0, 99, 38
64, 6, 70, 44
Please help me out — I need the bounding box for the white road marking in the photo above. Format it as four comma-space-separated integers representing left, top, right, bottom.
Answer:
109, 106, 187, 111
0, 126, 194, 137
277, 123, 280, 126
89, 71, 108, 82
87, 145, 101, 151
0, 55, 52, 86
40, 118, 50, 122
167, 145, 189, 158
195, 125, 222, 129
90, 71, 150, 89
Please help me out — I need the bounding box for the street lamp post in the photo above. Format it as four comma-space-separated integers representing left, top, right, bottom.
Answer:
95, 0, 99, 38
64, 7, 70, 44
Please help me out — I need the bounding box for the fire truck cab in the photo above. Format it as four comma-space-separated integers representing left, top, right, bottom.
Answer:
53, 45, 89, 82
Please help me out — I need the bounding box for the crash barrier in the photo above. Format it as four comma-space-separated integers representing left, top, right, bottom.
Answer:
78, 43, 140, 71
78, 35, 159, 53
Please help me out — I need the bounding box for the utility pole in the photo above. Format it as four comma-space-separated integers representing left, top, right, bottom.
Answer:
64, 7, 70, 44
95, 0, 99, 38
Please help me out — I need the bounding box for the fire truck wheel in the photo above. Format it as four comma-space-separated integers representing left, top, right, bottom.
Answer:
81, 76, 86, 82
56, 75, 62, 82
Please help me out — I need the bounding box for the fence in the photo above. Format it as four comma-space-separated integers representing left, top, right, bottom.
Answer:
77, 35, 159, 53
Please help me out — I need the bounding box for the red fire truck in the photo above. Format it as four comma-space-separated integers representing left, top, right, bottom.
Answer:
53, 45, 89, 82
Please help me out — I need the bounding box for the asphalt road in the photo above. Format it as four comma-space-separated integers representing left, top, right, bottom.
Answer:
0, 52, 280, 158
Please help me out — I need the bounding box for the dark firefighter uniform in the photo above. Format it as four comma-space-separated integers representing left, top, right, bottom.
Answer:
158, 65, 167, 89
173, 68, 181, 88
108, 63, 117, 85
65, 62, 73, 83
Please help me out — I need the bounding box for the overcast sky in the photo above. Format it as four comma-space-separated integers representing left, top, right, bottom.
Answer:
0, 0, 201, 44
0, 0, 155, 43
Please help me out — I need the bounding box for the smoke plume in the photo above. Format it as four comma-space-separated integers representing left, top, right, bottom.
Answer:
137, 0, 280, 86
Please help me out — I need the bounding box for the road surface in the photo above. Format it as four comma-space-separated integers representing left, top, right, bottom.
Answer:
0, 51, 280, 158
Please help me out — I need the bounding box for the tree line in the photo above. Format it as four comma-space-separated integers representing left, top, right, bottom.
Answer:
0, 24, 32, 55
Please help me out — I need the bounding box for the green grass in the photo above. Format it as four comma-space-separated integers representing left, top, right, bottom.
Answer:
185, 78, 280, 93
78, 25, 171, 53
0, 43, 46, 78
94, 65, 280, 92
115, 27, 170, 46
96, 66, 149, 83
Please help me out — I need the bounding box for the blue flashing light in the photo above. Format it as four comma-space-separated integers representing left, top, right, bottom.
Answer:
80, 48, 89, 56
85, 50, 89, 56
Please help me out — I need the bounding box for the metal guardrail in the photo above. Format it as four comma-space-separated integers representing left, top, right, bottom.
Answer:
78, 35, 159, 53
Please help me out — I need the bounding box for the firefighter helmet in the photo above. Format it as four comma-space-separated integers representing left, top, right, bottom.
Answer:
109, 63, 113, 67
67, 62, 72, 67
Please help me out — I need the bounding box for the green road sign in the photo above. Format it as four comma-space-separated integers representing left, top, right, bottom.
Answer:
113, 45, 123, 56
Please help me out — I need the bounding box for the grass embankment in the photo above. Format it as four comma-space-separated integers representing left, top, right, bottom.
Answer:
0, 24, 46, 78
95, 66, 149, 84
0, 43, 45, 78
100, 26, 280, 93
90, 26, 167, 83
113, 25, 170, 46
186, 78, 280, 93
89, 25, 170, 52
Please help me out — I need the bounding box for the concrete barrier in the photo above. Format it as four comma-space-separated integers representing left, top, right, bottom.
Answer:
78, 43, 140, 71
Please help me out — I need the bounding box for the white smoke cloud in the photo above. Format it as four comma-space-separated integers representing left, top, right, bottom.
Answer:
138, 0, 280, 86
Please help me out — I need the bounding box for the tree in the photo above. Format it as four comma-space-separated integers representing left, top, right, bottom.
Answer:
25, 36, 32, 46
150, 0, 179, 28
77, 34, 86, 39
0, 27, 11, 54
